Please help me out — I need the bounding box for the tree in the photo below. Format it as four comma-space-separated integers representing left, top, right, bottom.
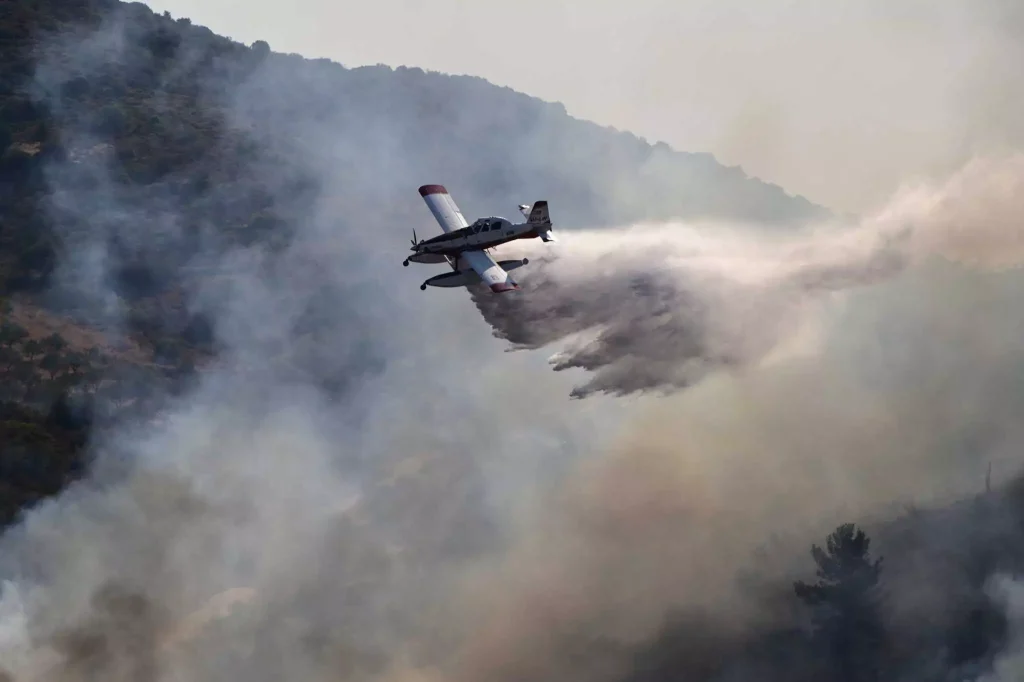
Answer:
20, 339, 42, 362
0, 346, 21, 377
40, 332, 67, 356
251, 40, 270, 59
61, 350, 87, 377
38, 352, 66, 381
794, 523, 885, 682
0, 321, 28, 349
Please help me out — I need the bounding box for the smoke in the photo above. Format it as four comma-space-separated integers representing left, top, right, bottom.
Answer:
0, 6, 629, 682
951, 0, 1024, 167
3, 3, 1024, 682
472, 153, 1024, 399
433, 248, 1024, 682
983, 575, 1024, 682
890, 155, 1024, 268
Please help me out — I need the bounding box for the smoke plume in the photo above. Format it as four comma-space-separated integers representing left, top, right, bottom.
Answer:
472, 153, 1024, 398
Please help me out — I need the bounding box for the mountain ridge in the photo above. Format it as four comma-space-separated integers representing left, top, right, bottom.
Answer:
0, 0, 826, 522
346, 63, 827, 221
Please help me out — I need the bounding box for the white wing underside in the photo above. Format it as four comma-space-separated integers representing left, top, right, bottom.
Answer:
420, 186, 468, 233
460, 249, 517, 291
419, 185, 519, 292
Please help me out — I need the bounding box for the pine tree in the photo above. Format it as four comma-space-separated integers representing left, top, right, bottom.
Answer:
794, 523, 885, 682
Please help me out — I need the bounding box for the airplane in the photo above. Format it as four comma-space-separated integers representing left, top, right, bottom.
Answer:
404, 184, 555, 293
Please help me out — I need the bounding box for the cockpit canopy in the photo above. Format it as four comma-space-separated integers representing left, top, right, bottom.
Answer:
469, 217, 511, 233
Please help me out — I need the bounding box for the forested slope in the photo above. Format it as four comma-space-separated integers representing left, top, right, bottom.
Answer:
0, 0, 829, 523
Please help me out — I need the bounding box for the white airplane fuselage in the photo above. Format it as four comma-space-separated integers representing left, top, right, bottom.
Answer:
407, 216, 551, 264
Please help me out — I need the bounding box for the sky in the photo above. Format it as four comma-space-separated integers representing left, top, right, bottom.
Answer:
139, 0, 1022, 215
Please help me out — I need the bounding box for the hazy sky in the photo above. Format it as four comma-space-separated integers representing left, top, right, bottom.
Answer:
142, 0, 1021, 215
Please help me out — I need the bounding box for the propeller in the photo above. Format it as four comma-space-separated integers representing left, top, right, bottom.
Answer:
411, 228, 418, 246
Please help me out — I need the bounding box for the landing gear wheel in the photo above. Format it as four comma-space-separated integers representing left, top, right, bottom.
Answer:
420, 283, 427, 291
522, 257, 529, 265
403, 260, 410, 267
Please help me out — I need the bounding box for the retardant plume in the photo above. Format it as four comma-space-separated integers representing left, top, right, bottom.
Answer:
472, 153, 1024, 398
435, 245, 1024, 682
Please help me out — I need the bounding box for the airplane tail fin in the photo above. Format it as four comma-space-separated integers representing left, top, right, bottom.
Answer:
523, 201, 555, 242
527, 201, 550, 225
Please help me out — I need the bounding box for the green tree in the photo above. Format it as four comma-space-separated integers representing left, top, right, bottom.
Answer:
20, 339, 42, 362
38, 352, 66, 381
62, 350, 88, 376
0, 321, 28, 349
251, 40, 270, 59
0, 346, 21, 376
40, 332, 67, 356
794, 523, 885, 682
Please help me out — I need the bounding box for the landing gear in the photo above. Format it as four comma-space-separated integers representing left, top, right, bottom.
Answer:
420, 283, 427, 291
403, 259, 410, 267
522, 257, 529, 265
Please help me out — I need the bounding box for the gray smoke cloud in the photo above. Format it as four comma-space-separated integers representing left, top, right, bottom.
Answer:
472, 153, 1024, 399
0, 6, 630, 681
3, 3, 1024, 682
983, 576, 1024, 682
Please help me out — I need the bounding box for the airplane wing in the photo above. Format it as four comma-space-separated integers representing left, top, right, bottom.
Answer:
461, 249, 519, 293
417, 184, 518, 293
418, 184, 469, 233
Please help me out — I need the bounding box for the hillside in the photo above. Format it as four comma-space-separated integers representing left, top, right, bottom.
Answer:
0, 0, 830, 522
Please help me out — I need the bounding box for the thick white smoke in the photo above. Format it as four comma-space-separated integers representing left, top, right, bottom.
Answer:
473, 153, 1024, 398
